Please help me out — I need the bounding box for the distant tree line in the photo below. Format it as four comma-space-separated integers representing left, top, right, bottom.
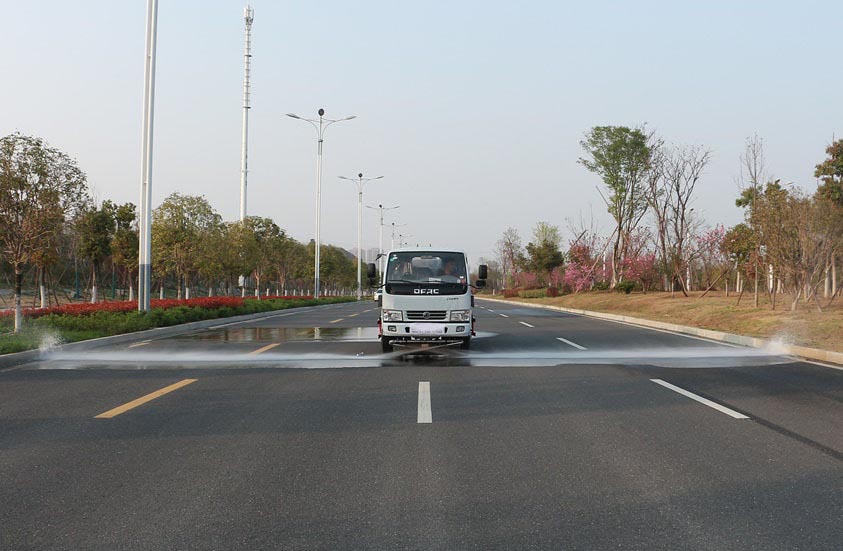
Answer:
493, 126, 843, 311
0, 132, 358, 332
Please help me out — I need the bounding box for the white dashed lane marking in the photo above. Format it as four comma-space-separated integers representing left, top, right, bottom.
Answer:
519, 321, 534, 328
556, 337, 587, 350
650, 379, 749, 419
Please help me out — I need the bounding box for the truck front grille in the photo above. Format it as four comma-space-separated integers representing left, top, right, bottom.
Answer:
406, 310, 447, 321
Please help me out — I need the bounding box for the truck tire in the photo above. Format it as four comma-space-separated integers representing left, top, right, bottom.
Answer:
460, 337, 471, 350
381, 337, 393, 353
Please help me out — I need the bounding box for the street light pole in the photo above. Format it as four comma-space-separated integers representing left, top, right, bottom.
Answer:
287, 109, 355, 299
366, 203, 399, 273
138, 0, 159, 312
390, 221, 406, 249
339, 173, 383, 300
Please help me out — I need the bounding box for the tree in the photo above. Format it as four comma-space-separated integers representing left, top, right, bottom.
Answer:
495, 227, 524, 289
524, 222, 565, 287
579, 126, 652, 287
76, 203, 116, 303
814, 139, 843, 207
152, 193, 221, 299
108, 202, 139, 299
0, 133, 88, 332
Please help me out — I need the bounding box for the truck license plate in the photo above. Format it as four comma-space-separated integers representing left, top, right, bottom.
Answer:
409, 323, 446, 335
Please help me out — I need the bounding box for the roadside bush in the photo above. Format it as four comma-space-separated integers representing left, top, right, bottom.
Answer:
546, 287, 559, 297
503, 288, 521, 298
593, 281, 610, 291
615, 280, 636, 294
518, 289, 547, 299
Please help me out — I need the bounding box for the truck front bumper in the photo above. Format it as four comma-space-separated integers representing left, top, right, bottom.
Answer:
380, 321, 471, 341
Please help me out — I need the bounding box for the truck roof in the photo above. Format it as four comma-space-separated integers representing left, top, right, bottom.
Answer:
386, 247, 466, 255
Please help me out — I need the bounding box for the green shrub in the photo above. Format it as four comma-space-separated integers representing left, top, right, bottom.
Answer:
593, 281, 610, 291
518, 289, 548, 299
615, 280, 636, 294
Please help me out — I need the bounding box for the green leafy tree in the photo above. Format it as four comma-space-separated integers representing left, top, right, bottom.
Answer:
524, 222, 565, 287
152, 193, 221, 299
76, 203, 116, 303
579, 126, 652, 287
814, 139, 843, 207
105, 201, 138, 299
0, 133, 88, 331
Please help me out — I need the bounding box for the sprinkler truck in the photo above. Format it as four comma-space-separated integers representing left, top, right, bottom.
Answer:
367, 249, 488, 352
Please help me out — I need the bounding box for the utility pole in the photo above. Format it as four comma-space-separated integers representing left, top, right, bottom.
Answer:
138, 0, 158, 312
239, 5, 254, 221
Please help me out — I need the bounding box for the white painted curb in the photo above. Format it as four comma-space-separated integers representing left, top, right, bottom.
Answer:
480, 297, 843, 367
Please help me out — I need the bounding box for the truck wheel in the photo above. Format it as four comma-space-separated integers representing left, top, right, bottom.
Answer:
381, 337, 393, 353
460, 337, 471, 350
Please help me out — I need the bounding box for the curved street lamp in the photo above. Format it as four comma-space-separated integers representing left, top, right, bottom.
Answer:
339, 173, 383, 300
286, 109, 355, 298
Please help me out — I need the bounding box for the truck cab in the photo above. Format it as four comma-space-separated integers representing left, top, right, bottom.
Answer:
370, 249, 487, 352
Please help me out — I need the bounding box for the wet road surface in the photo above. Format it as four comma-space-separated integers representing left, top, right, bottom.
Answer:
1, 298, 841, 550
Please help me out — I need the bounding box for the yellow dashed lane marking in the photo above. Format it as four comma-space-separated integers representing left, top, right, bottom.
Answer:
249, 342, 281, 355
128, 341, 150, 348
95, 379, 197, 419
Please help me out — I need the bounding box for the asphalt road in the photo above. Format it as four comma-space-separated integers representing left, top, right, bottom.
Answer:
1, 298, 841, 550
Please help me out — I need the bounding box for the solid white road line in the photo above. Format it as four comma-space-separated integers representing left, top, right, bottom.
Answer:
556, 337, 587, 350
799, 358, 843, 371
128, 341, 150, 348
499, 313, 509, 318
519, 321, 535, 328
417, 382, 432, 424
650, 379, 749, 419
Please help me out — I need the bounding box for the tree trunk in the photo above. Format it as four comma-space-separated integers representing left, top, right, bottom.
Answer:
39, 268, 48, 309
208, 285, 213, 297
14, 270, 23, 333
91, 264, 98, 304
128, 284, 134, 301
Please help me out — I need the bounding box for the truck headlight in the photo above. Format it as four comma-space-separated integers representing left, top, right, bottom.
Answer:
449, 310, 471, 322
383, 309, 403, 322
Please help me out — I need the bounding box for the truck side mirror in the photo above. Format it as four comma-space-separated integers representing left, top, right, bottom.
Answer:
475, 279, 486, 288
367, 263, 377, 279
478, 264, 488, 280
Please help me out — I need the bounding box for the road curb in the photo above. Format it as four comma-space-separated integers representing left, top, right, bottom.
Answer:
0, 301, 347, 371
479, 297, 843, 367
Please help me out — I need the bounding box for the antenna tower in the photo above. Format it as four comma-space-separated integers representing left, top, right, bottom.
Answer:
239, 5, 254, 221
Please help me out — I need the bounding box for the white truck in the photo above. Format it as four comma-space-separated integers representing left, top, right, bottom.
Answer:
367, 249, 488, 352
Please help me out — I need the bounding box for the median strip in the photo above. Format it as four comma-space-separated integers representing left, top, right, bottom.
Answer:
95, 379, 197, 419
417, 382, 432, 424
249, 343, 280, 355
650, 379, 749, 419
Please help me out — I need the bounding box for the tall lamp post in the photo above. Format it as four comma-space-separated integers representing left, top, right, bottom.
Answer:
366, 203, 399, 273
138, 0, 159, 312
287, 109, 355, 299
339, 173, 383, 300
390, 221, 406, 249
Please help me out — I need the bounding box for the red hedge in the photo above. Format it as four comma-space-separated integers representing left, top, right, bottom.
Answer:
0, 295, 315, 320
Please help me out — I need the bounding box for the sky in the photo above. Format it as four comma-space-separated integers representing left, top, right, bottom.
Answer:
2, 1, 841, 265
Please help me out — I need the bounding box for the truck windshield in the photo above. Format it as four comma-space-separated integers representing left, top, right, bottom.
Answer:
385, 252, 468, 291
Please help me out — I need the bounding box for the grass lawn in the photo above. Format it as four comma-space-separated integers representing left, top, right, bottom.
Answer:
491, 290, 843, 353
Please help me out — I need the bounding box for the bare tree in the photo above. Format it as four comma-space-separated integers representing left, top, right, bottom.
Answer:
495, 227, 523, 289
737, 134, 766, 306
